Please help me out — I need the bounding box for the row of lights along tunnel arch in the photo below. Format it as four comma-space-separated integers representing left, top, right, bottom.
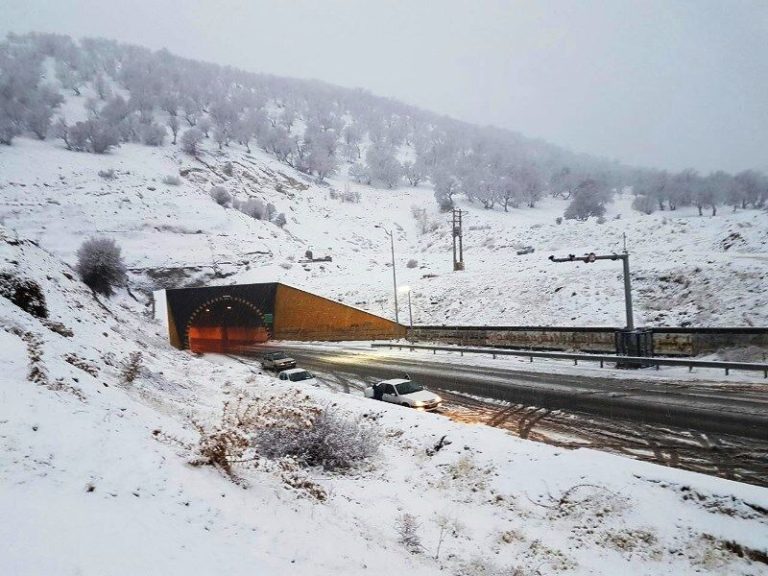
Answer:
186, 295, 270, 353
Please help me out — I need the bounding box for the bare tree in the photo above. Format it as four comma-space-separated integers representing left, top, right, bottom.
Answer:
167, 115, 179, 145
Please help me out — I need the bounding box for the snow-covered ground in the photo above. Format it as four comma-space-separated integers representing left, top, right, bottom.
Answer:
3, 226, 768, 575
2, 87, 768, 575
1, 126, 766, 330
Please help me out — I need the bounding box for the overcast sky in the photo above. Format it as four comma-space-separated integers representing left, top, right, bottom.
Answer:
2, 0, 766, 173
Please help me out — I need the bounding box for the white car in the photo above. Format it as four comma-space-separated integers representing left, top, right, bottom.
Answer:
277, 368, 319, 386
364, 378, 442, 410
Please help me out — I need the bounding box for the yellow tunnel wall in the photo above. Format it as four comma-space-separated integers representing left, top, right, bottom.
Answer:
274, 284, 405, 341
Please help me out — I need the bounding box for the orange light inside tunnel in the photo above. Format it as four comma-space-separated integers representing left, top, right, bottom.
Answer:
188, 299, 269, 353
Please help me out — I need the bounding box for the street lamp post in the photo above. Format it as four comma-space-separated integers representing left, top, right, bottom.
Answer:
375, 225, 399, 324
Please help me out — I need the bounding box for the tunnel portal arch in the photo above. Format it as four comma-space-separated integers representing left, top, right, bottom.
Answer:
185, 295, 270, 353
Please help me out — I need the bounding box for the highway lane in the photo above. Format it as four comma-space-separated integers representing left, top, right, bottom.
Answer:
241, 343, 768, 441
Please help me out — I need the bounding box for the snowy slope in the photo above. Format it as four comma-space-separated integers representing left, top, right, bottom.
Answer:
3, 228, 768, 575
1, 131, 766, 331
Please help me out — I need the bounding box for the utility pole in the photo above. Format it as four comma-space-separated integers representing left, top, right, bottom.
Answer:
451, 208, 466, 271
375, 225, 399, 324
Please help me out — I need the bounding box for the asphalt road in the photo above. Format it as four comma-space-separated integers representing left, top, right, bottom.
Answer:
242, 343, 768, 441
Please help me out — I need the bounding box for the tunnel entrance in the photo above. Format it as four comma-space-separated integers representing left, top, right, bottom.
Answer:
186, 296, 270, 353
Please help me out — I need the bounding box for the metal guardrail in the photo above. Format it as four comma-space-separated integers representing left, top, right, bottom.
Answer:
371, 343, 768, 378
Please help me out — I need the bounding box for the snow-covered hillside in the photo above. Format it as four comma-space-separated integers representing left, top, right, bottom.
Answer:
1, 132, 766, 329
3, 227, 768, 576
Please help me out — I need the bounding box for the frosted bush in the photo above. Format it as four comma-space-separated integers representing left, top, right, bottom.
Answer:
120, 351, 143, 384
253, 405, 380, 472
209, 185, 231, 207
75, 236, 127, 296
239, 198, 266, 219
272, 212, 287, 228
162, 175, 181, 186
141, 123, 166, 146
180, 127, 204, 155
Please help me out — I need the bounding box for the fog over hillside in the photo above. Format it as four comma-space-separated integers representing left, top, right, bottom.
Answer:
1, 31, 766, 220
3, 0, 767, 174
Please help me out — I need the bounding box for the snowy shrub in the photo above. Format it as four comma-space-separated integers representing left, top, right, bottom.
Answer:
192, 392, 336, 481
596, 216, 607, 224
0, 111, 21, 145
407, 258, 418, 269
43, 319, 74, 337
222, 161, 234, 177
253, 405, 380, 472
631, 194, 656, 215
0, 272, 48, 318
275, 457, 328, 501
349, 162, 370, 185
98, 168, 116, 179
341, 189, 361, 203
64, 353, 99, 376
87, 119, 120, 154
75, 236, 127, 296
180, 127, 204, 155
412, 205, 439, 233
120, 351, 143, 384
59, 119, 119, 153
161, 175, 181, 186
395, 513, 422, 554
564, 179, 610, 221
209, 185, 232, 207
453, 558, 525, 576
433, 514, 464, 561
272, 212, 287, 228
141, 123, 166, 146
62, 121, 89, 151
191, 401, 252, 479
555, 217, 563, 225
239, 197, 266, 219
18, 330, 48, 386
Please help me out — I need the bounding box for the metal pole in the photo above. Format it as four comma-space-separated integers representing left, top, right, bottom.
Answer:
452, 209, 457, 268
389, 231, 399, 324
622, 254, 634, 330
408, 290, 413, 334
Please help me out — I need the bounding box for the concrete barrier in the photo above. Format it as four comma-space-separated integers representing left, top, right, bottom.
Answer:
410, 326, 768, 357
